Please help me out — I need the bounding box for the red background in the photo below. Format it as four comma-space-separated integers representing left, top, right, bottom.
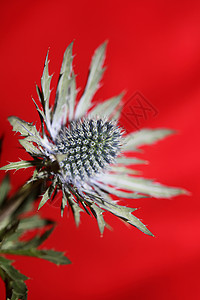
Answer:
0, 1, 200, 299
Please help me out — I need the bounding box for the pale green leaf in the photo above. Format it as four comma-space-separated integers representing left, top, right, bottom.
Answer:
52, 42, 74, 137
110, 165, 139, 175
111, 103, 123, 121
61, 192, 67, 217
75, 42, 107, 119
89, 92, 124, 119
123, 129, 174, 151
116, 157, 148, 165
0, 160, 42, 172
93, 181, 145, 199
31, 96, 46, 121
64, 191, 84, 226
31, 96, 46, 135
19, 139, 42, 156
68, 72, 76, 121
96, 200, 153, 236
8, 117, 41, 142
90, 203, 105, 234
102, 174, 187, 198
38, 178, 57, 210
41, 50, 52, 128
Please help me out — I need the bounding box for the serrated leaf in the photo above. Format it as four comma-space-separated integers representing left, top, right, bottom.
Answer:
51, 43, 74, 137
61, 192, 67, 217
0, 257, 28, 281
110, 166, 139, 175
27, 169, 49, 185
93, 181, 144, 199
8, 116, 41, 141
90, 203, 105, 234
31, 96, 46, 135
112, 103, 123, 121
0, 174, 11, 205
75, 42, 107, 119
68, 72, 76, 121
0, 257, 28, 300
32, 249, 71, 265
41, 50, 52, 129
123, 129, 174, 151
64, 190, 83, 226
38, 180, 57, 210
0, 248, 71, 265
89, 92, 124, 119
31, 97, 46, 121
116, 157, 148, 165
95, 199, 153, 236
102, 174, 187, 198
0, 160, 42, 172
19, 139, 42, 156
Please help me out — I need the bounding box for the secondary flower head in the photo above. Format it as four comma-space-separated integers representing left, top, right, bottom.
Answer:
1, 42, 187, 235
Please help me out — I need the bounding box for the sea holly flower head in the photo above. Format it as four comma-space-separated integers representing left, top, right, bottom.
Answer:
0, 42, 187, 235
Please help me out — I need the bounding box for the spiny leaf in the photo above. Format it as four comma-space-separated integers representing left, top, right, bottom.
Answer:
89, 92, 124, 119
8, 116, 41, 140
31, 96, 46, 121
90, 203, 105, 234
0, 174, 11, 205
102, 174, 187, 198
112, 103, 123, 121
94, 197, 153, 236
30, 249, 70, 265
0, 248, 71, 265
116, 157, 148, 165
68, 72, 76, 121
52, 42, 74, 136
0, 160, 42, 172
123, 129, 174, 151
64, 190, 84, 226
41, 49, 52, 128
0, 257, 28, 300
0, 257, 28, 281
38, 180, 57, 210
94, 181, 145, 199
110, 166, 139, 175
31, 96, 46, 135
19, 139, 42, 156
75, 42, 107, 119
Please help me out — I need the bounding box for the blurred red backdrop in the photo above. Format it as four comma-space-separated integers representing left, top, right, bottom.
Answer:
0, 0, 200, 299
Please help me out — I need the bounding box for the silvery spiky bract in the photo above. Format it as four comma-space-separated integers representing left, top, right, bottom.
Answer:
1, 42, 187, 235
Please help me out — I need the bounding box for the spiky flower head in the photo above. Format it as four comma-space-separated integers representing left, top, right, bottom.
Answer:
1, 42, 187, 235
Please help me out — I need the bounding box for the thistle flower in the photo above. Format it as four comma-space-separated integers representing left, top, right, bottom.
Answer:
1, 42, 187, 235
